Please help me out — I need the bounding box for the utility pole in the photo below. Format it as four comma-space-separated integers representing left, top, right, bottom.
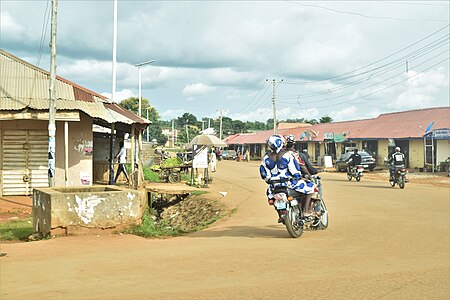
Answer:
48, 0, 58, 187
109, 0, 118, 185
217, 109, 223, 140
171, 120, 175, 147
268, 79, 283, 134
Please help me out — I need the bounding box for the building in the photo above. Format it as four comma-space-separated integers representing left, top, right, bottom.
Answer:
0, 49, 149, 196
226, 107, 450, 170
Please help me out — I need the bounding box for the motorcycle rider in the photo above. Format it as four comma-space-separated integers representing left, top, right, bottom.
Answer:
387, 146, 407, 181
259, 135, 315, 220
345, 149, 362, 174
285, 134, 318, 176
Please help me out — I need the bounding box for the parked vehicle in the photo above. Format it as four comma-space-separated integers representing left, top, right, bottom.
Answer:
389, 165, 407, 189
335, 151, 376, 172
221, 150, 237, 160
347, 165, 364, 182
272, 175, 328, 238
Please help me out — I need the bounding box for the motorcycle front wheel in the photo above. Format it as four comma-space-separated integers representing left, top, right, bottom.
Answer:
285, 206, 303, 238
347, 174, 352, 181
399, 176, 405, 189
313, 199, 329, 230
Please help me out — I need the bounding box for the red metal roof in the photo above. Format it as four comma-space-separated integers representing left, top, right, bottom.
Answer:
225, 107, 450, 144
353, 107, 450, 139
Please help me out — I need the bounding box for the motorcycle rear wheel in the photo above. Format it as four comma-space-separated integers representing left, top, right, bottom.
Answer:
399, 176, 405, 189
356, 174, 361, 182
285, 206, 303, 238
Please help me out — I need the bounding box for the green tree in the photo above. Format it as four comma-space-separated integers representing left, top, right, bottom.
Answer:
118, 97, 167, 145
319, 116, 333, 123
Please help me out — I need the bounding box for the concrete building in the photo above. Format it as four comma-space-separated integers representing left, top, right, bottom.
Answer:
0, 49, 149, 196
226, 107, 450, 171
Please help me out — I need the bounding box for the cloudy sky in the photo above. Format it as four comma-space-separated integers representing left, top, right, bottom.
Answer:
1, 1, 449, 122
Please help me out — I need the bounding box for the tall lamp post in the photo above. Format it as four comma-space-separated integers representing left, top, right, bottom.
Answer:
135, 60, 155, 117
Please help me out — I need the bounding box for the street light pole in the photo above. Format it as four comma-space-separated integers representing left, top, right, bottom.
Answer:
135, 60, 155, 117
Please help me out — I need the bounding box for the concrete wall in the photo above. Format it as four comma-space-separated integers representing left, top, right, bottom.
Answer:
376, 140, 391, 166
55, 113, 93, 186
33, 185, 143, 235
409, 139, 425, 169
437, 140, 450, 165
0, 115, 93, 192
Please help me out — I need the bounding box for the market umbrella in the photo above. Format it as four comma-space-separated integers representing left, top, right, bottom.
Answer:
187, 134, 227, 148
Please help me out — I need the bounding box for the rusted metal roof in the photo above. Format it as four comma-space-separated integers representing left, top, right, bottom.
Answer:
0, 49, 148, 125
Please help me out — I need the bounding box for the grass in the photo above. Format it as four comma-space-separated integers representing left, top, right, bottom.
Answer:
0, 217, 33, 241
143, 166, 160, 182
123, 211, 187, 238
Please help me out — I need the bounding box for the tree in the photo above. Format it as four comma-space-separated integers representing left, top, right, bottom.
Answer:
118, 97, 167, 145
319, 116, 333, 123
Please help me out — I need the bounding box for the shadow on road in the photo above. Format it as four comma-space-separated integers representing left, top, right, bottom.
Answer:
188, 225, 290, 239
356, 185, 391, 189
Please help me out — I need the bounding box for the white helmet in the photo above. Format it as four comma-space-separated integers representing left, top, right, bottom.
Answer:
395, 146, 401, 152
285, 134, 295, 144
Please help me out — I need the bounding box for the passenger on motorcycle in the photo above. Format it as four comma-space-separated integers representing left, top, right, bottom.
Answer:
345, 149, 362, 174
259, 134, 315, 218
387, 146, 406, 180
284, 134, 318, 176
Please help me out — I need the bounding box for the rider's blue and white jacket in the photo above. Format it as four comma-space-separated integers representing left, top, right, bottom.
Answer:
259, 150, 314, 201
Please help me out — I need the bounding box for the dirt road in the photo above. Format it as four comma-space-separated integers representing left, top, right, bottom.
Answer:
1, 161, 449, 300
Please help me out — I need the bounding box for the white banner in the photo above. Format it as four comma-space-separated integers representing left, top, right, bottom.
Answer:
193, 146, 209, 168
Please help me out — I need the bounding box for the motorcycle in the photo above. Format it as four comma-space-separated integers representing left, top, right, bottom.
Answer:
272, 175, 328, 238
389, 164, 407, 189
347, 165, 364, 182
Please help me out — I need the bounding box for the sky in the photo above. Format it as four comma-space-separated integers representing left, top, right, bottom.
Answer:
1, 1, 449, 123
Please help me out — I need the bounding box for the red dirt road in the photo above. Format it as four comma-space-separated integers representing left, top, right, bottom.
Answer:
1, 161, 449, 300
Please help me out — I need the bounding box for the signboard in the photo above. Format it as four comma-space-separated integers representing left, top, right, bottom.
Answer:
433, 129, 450, 140
323, 132, 334, 140
192, 146, 209, 168
423, 128, 450, 140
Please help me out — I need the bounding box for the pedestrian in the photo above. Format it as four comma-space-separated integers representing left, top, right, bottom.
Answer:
210, 150, 217, 172
245, 148, 250, 162
114, 141, 129, 184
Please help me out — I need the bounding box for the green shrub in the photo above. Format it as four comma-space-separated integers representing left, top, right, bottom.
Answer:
143, 166, 160, 182
0, 218, 33, 241
124, 212, 186, 238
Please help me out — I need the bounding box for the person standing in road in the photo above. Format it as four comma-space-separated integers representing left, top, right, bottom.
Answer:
115, 141, 129, 184
210, 149, 217, 172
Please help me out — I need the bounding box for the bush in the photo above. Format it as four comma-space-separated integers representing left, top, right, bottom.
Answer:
0, 218, 33, 241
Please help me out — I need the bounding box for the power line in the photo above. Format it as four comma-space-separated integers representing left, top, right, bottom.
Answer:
280, 35, 449, 100
279, 48, 449, 105
299, 57, 450, 109
36, 0, 51, 67
284, 1, 449, 22
283, 24, 450, 86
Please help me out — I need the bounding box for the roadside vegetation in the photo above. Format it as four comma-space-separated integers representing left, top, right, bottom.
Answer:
124, 192, 223, 238
0, 217, 33, 241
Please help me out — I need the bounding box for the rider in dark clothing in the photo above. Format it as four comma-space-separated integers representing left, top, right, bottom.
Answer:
387, 146, 407, 180
345, 149, 362, 174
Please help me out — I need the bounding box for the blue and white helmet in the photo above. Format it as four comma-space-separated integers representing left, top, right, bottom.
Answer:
267, 134, 285, 153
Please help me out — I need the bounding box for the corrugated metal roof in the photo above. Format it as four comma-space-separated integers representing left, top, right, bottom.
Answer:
353, 107, 450, 139
0, 49, 148, 125
225, 107, 449, 145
